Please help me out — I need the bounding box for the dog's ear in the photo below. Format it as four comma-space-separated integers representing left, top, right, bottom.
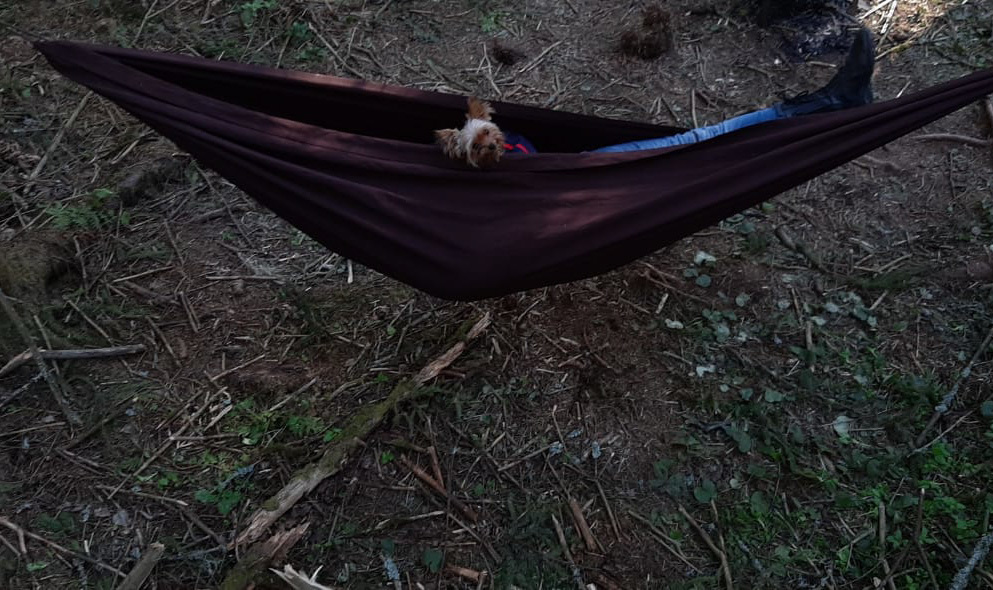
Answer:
434, 128, 462, 158
467, 96, 495, 121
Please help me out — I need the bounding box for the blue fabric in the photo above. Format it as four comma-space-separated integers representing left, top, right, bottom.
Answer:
504, 131, 537, 154
590, 106, 783, 153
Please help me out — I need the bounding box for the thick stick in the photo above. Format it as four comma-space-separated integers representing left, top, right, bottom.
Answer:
0, 345, 146, 377
551, 513, 586, 590
949, 530, 993, 590
400, 455, 478, 523
26, 91, 92, 183
219, 523, 311, 590
234, 314, 491, 547
915, 322, 993, 446
0, 517, 125, 577
568, 497, 598, 552
914, 133, 991, 147
678, 505, 733, 590
0, 286, 80, 425
115, 542, 165, 590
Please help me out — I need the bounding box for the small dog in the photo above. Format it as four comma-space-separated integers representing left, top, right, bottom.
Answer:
435, 97, 505, 167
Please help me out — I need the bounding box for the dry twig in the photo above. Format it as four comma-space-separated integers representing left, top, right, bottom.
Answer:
949, 529, 993, 590
0, 517, 125, 578
551, 513, 586, 590
399, 454, 478, 523
115, 542, 165, 590
568, 497, 599, 552
0, 286, 80, 425
0, 345, 145, 378
219, 523, 311, 590
627, 510, 700, 573
26, 92, 92, 186
915, 323, 993, 446
875, 500, 898, 590
678, 504, 734, 590
235, 314, 491, 547
445, 564, 486, 584
914, 133, 991, 147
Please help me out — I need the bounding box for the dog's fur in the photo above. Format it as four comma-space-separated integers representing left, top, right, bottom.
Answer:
435, 97, 505, 167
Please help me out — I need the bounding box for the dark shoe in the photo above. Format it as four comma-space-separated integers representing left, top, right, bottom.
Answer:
777, 28, 875, 117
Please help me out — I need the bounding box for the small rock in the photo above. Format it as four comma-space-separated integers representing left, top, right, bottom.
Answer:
94, 18, 118, 35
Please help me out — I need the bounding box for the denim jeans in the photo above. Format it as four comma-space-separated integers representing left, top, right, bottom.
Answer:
590, 106, 783, 153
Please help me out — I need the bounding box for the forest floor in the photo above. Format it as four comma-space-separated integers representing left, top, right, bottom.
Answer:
2, 0, 993, 588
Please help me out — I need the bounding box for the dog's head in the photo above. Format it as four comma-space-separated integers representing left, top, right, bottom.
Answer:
434, 97, 506, 167
462, 119, 505, 168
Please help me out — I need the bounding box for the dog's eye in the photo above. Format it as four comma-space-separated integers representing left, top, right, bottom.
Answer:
482, 129, 490, 136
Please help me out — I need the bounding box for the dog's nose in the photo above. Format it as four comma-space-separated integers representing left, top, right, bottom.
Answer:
487, 144, 496, 151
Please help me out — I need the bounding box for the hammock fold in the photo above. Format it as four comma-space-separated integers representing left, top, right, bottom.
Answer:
35, 41, 993, 300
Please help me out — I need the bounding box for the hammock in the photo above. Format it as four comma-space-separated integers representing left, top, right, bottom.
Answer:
36, 41, 993, 301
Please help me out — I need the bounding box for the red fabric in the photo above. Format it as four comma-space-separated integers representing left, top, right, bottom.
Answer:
35, 41, 993, 300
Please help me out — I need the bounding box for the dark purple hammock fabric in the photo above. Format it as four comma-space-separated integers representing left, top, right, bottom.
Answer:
35, 41, 993, 300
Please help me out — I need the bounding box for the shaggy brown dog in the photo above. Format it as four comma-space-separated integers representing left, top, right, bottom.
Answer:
434, 97, 505, 168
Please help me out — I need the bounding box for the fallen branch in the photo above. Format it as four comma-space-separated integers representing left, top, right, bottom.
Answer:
627, 510, 701, 574
234, 313, 491, 547
914, 133, 992, 147
426, 445, 444, 488
115, 542, 165, 590
108, 388, 221, 497
876, 501, 898, 590
915, 322, 993, 447
26, 91, 92, 185
678, 504, 734, 590
64, 396, 135, 450
399, 454, 478, 523
0, 516, 125, 578
551, 513, 586, 590
270, 564, 335, 590
0, 372, 44, 411
0, 286, 80, 425
854, 155, 906, 174
774, 226, 827, 272
569, 497, 599, 552
1, 344, 146, 378
949, 529, 993, 590
445, 564, 486, 584
219, 523, 310, 590
0, 517, 27, 555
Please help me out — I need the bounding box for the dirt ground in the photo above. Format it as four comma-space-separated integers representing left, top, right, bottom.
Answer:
2, 0, 993, 588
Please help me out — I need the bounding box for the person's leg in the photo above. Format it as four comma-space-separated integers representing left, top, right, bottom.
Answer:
775, 27, 874, 116
591, 28, 875, 154
590, 107, 781, 153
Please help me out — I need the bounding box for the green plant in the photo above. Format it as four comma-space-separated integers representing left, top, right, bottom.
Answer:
287, 21, 310, 44
239, 0, 276, 26
194, 466, 254, 516
286, 415, 324, 437
693, 479, 717, 503
32, 512, 76, 536
45, 188, 126, 230
480, 10, 503, 33
422, 548, 443, 573
157, 471, 181, 489
194, 487, 243, 516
